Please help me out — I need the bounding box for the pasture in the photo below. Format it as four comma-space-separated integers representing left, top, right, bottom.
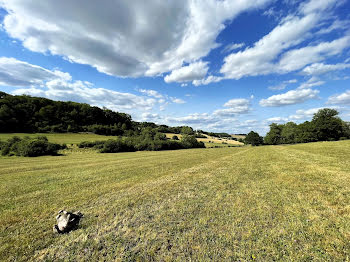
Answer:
0, 133, 114, 145
1, 140, 350, 261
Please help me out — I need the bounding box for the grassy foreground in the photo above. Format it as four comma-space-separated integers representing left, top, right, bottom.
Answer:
1, 141, 350, 261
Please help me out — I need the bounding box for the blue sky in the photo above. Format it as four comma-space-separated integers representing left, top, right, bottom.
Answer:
0, 0, 349, 134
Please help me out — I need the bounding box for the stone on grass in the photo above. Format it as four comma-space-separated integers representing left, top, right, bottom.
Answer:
53, 210, 83, 234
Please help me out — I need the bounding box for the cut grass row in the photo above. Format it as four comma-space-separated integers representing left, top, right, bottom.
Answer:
0, 141, 350, 261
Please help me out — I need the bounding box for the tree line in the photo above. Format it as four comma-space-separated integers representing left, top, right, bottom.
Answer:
244, 108, 350, 146
0, 92, 197, 136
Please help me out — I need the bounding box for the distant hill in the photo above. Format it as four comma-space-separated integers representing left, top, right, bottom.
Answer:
0, 92, 209, 136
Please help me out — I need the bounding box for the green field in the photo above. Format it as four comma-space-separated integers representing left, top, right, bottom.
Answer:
1, 139, 350, 261
0, 133, 116, 145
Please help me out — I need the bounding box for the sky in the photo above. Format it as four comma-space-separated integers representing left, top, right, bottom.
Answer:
0, 0, 350, 135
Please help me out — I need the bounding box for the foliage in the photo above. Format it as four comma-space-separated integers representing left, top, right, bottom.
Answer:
181, 126, 194, 135
100, 139, 135, 153
180, 135, 205, 149
1, 136, 65, 157
244, 131, 263, 146
312, 108, 344, 141
78, 133, 204, 153
264, 109, 349, 145
172, 135, 179, 140
201, 131, 231, 138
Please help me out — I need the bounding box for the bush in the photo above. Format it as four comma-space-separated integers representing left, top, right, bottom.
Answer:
181, 135, 205, 149
78, 140, 106, 149
1, 136, 64, 157
100, 139, 135, 153
172, 135, 179, 140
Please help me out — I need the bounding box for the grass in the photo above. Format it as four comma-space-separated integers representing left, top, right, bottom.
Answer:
1, 140, 350, 261
0, 133, 115, 145
165, 133, 244, 147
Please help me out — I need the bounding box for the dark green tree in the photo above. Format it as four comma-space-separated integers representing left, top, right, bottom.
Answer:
244, 131, 263, 146
312, 108, 343, 141
264, 123, 283, 145
281, 122, 298, 144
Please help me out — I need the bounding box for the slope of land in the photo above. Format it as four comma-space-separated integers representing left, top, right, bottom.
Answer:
1, 141, 350, 261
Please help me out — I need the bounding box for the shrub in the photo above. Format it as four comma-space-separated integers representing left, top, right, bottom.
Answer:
100, 139, 135, 153
1, 136, 64, 157
181, 135, 205, 149
172, 135, 179, 140
78, 140, 106, 149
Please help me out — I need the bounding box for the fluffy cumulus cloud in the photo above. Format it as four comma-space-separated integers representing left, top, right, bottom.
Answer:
289, 107, 324, 120
327, 90, 350, 105
259, 88, 319, 107
0, 0, 271, 80
219, 0, 350, 80
164, 61, 209, 83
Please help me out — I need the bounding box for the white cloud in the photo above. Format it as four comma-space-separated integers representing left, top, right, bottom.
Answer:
289, 107, 324, 120
165, 96, 252, 131
167, 113, 217, 125
141, 113, 161, 122
278, 35, 350, 72
12, 81, 157, 113
301, 63, 350, 76
327, 90, 350, 105
2, 58, 158, 114
0, 0, 271, 79
316, 19, 350, 35
170, 97, 186, 104
192, 75, 223, 86
220, 98, 251, 114
298, 78, 325, 89
259, 88, 319, 107
218, 0, 350, 80
268, 79, 298, 90
222, 43, 245, 53
164, 61, 209, 83
138, 89, 164, 99
0, 57, 69, 87
266, 117, 289, 123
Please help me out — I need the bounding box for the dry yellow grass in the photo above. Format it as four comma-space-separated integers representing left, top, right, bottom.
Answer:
1, 140, 350, 261
165, 133, 244, 146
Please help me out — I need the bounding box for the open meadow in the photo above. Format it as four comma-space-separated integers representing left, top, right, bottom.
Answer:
1, 140, 350, 261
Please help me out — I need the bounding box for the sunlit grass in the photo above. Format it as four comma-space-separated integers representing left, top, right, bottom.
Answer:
1, 140, 350, 261
0, 133, 115, 145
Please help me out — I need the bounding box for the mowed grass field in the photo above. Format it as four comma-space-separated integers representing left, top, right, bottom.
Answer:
165, 133, 243, 147
0, 133, 115, 145
1, 140, 350, 261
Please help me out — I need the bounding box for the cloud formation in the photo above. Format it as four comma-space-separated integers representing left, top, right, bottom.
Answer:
218, 0, 350, 81
327, 90, 350, 105
164, 61, 209, 83
0, 0, 271, 80
301, 63, 350, 76
259, 88, 319, 107
0, 57, 69, 87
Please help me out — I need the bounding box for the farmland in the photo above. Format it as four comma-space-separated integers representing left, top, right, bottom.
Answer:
1, 139, 350, 261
